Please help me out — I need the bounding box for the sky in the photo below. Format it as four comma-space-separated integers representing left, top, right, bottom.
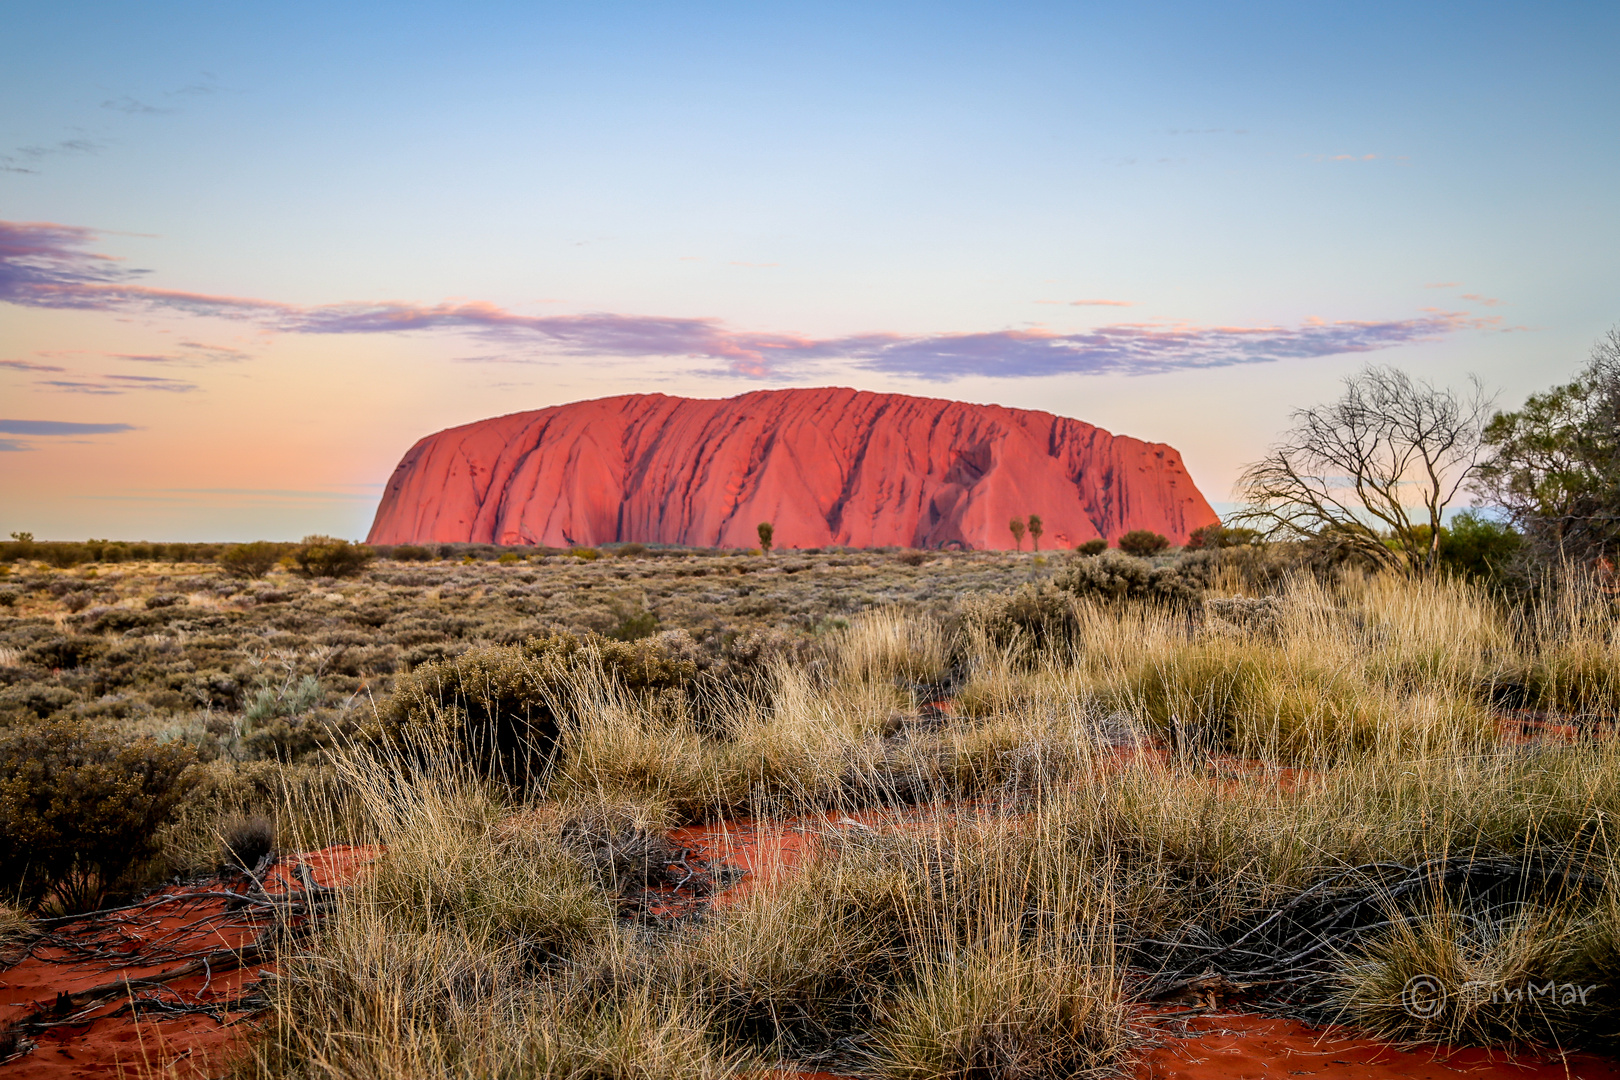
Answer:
2, 1, 1617, 541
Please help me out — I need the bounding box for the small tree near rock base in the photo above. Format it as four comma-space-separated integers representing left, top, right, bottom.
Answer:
1009, 518, 1027, 551
757, 522, 774, 553
1027, 514, 1044, 551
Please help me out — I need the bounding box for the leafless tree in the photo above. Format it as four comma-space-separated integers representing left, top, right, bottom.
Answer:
1232, 366, 1493, 574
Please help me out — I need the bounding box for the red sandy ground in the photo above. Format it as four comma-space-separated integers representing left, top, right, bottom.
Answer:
0, 846, 376, 1080
7, 768, 1618, 1079
679, 813, 1620, 1080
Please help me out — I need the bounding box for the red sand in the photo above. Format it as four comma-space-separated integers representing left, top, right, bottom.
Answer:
0, 846, 377, 1080
1134, 1010, 1620, 1080
366, 387, 1219, 549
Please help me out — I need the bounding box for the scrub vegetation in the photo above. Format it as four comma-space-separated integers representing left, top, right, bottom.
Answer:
2, 536, 1619, 1076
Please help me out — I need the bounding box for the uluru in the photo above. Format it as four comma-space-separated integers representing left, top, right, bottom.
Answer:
366, 388, 1220, 550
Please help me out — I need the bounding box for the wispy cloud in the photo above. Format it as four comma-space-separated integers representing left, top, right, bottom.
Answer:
0, 419, 137, 435
102, 95, 174, 116
40, 373, 198, 395
1036, 298, 1134, 308
0, 219, 1494, 382
109, 340, 254, 365
15, 138, 105, 161
0, 358, 67, 373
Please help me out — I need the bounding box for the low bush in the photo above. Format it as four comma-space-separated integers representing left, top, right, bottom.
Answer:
1116, 529, 1170, 557
959, 584, 1082, 653
1184, 523, 1261, 551
219, 540, 286, 578
0, 719, 199, 911
1054, 551, 1202, 610
1075, 539, 1108, 556
387, 544, 435, 562
288, 535, 374, 579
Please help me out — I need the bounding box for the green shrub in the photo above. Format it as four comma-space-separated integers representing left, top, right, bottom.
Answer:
37, 543, 90, 569
0, 719, 198, 911
1116, 529, 1170, 557
1053, 551, 1201, 610
1440, 511, 1522, 582
219, 540, 284, 578
607, 608, 661, 642
388, 544, 434, 562
571, 547, 602, 561
960, 584, 1082, 652
1075, 539, 1107, 556
289, 535, 374, 578
1184, 524, 1261, 550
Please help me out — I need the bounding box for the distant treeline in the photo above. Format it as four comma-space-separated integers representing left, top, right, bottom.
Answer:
0, 535, 970, 568
0, 536, 893, 571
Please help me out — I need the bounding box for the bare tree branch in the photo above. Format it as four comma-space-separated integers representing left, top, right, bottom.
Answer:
1232, 366, 1493, 573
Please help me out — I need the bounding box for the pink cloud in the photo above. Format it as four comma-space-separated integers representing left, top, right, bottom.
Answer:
0, 218, 1488, 382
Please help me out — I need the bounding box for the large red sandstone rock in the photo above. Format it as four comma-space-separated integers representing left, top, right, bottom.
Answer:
366, 388, 1220, 550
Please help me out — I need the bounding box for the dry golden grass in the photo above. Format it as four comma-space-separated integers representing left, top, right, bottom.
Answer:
210, 570, 1620, 1073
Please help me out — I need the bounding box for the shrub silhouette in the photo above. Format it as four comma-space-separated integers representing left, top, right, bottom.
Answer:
218, 541, 283, 578
1116, 529, 1170, 557
1009, 518, 1027, 551
757, 522, 774, 553
1027, 514, 1044, 551
1076, 539, 1108, 556
288, 535, 374, 578
0, 720, 198, 911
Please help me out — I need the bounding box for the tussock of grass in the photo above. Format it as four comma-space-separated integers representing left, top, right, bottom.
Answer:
868, 944, 1125, 1080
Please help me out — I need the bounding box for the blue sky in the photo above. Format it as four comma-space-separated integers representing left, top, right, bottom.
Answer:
2, 1, 1617, 539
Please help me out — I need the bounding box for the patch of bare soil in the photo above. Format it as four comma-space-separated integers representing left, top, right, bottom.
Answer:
0, 846, 375, 1080
1133, 1009, 1620, 1080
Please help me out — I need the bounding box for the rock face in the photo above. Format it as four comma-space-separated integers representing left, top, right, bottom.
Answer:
367, 388, 1220, 550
